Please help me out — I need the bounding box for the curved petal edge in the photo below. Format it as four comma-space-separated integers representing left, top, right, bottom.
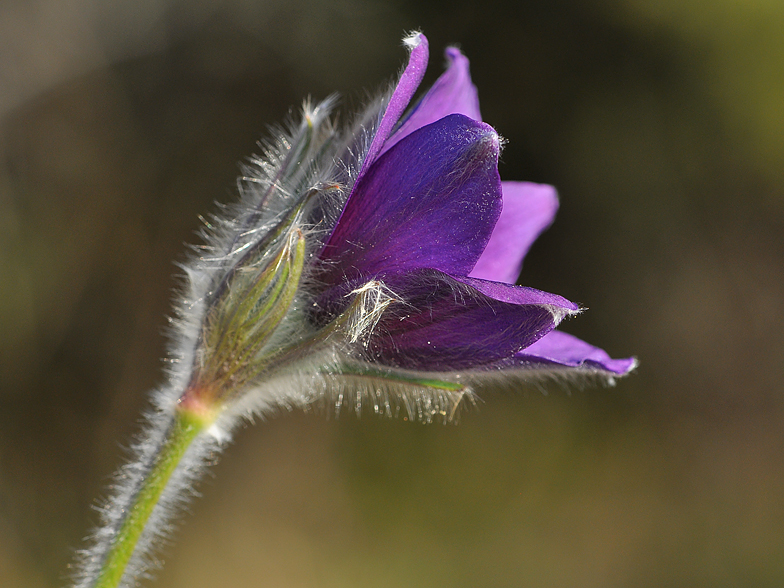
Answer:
515, 330, 638, 376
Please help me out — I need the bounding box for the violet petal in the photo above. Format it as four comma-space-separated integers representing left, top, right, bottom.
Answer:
455, 275, 579, 311
363, 269, 576, 371
319, 114, 502, 287
382, 46, 481, 157
361, 32, 429, 177
469, 182, 560, 284
514, 330, 637, 375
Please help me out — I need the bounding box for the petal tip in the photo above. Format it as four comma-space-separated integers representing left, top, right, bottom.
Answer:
403, 31, 426, 49
445, 46, 467, 62
472, 120, 501, 157
619, 356, 640, 375
546, 304, 582, 327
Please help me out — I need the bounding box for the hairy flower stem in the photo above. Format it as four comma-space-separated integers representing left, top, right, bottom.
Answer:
92, 408, 210, 588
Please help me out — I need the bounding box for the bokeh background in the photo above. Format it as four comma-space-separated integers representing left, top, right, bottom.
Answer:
2, 1, 783, 586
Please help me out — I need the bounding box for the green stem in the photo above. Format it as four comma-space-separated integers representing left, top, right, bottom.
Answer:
92, 409, 207, 588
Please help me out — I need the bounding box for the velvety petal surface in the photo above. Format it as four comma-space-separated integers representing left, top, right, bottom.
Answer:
363, 269, 574, 370
514, 330, 637, 375
381, 47, 481, 157
455, 275, 579, 311
469, 182, 560, 284
361, 32, 429, 176
319, 114, 502, 287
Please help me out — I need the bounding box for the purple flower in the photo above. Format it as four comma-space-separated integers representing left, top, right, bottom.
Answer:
72, 33, 637, 588
172, 32, 635, 425
305, 33, 636, 381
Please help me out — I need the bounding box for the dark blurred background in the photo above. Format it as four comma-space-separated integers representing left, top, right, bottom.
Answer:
2, 1, 783, 586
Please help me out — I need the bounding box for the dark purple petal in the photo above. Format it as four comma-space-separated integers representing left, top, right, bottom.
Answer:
514, 330, 637, 375
381, 47, 481, 157
318, 114, 502, 286
469, 182, 560, 284
360, 32, 429, 178
362, 269, 577, 370
455, 275, 579, 311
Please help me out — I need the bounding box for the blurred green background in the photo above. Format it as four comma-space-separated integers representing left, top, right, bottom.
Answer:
2, 1, 783, 586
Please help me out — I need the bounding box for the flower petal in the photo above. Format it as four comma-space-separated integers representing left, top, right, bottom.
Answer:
319, 114, 502, 285
382, 47, 481, 157
514, 330, 638, 375
455, 275, 579, 311
361, 32, 429, 177
469, 182, 560, 284
360, 269, 577, 371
